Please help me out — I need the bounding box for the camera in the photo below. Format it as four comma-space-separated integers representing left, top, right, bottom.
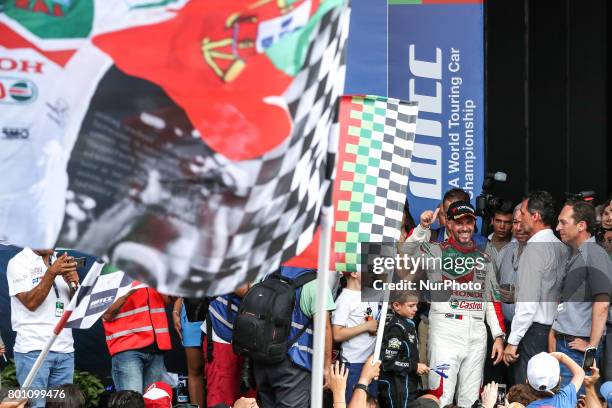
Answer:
475, 172, 513, 236
565, 190, 596, 203
74, 257, 86, 268
475, 172, 512, 218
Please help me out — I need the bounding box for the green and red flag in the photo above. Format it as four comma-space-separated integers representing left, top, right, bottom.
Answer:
286, 95, 418, 272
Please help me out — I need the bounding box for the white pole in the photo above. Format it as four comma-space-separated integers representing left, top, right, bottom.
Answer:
310, 112, 340, 407
372, 301, 388, 365
372, 251, 393, 365
21, 261, 104, 388
311, 205, 334, 407
21, 332, 59, 388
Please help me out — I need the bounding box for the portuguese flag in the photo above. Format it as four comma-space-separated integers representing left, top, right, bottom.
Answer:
91, 0, 344, 161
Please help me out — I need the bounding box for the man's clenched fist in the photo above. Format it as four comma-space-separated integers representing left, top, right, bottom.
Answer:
420, 207, 440, 229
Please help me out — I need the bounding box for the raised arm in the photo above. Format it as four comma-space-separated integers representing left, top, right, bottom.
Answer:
398, 209, 438, 273
13, 253, 76, 312
405, 208, 438, 245
550, 352, 585, 391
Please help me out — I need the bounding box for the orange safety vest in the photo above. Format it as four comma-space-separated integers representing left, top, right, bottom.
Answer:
103, 288, 171, 356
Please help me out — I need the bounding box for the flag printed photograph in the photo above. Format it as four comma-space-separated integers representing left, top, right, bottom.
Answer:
1, 0, 351, 297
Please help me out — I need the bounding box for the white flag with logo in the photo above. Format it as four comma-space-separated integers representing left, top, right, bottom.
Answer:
65, 262, 146, 329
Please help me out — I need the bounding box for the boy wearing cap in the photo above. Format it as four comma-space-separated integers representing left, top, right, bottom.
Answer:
401, 201, 506, 407
526, 352, 584, 408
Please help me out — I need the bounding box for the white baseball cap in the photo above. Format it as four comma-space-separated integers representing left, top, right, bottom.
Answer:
527, 352, 560, 392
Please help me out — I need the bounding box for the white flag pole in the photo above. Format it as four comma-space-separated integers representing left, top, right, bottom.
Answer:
311, 115, 339, 407
21, 261, 104, 388
372, 300, 388, 365
372, 247, 393, 364
311, 205, 334, 407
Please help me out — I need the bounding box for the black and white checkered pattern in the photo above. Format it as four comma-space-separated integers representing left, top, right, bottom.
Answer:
66, 267, 144, 329
367, 98, 418, 245
165, 2, 350, 297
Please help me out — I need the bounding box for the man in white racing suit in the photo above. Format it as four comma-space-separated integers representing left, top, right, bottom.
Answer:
400, 201, 505, 407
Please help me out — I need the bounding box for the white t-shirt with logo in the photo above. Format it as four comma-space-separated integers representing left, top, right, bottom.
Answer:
7, 248, 74, 353
0, 32, 112, 247
332, 289, 379, 364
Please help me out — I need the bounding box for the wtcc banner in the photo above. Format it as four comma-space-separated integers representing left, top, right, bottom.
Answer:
388, 0, 485, 217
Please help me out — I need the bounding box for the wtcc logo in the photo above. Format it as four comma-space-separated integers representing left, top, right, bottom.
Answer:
90, 296, 115, 309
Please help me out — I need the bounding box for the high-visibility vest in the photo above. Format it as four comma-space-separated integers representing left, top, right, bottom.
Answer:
103, 288, 171, 356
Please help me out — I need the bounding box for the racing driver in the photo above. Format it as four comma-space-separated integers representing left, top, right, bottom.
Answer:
399, 201, 505, 407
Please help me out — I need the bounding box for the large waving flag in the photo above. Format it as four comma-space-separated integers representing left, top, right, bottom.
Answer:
1, 0, 350, 297
285, 95, 418, 272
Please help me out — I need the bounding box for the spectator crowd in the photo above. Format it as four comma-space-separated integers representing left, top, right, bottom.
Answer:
1, 189, 612, 408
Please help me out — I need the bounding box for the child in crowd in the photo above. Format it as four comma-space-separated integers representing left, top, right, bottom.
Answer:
525, 352, 585, 408
332, 271, 380, 402
378, 291, 429, 408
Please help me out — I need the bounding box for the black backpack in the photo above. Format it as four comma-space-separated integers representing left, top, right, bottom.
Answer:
232, 270, 317, 363
183, 297, 210, 322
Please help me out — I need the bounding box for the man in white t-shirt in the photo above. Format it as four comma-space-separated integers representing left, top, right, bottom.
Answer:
332, 272, 380, 403
6, 248, 79, 408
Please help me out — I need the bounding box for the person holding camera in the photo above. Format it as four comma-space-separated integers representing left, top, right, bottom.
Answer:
6, 248, 80, 408
549, 200, 612, 393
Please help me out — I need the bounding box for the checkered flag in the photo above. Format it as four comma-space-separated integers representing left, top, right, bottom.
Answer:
185, 2, 349, 296
93, 1, 351, 297
65, 262, 146, 329
334, 96, 418, 272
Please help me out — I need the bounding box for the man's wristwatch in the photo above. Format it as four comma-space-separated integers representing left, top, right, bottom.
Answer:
353, 383, 368, 394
